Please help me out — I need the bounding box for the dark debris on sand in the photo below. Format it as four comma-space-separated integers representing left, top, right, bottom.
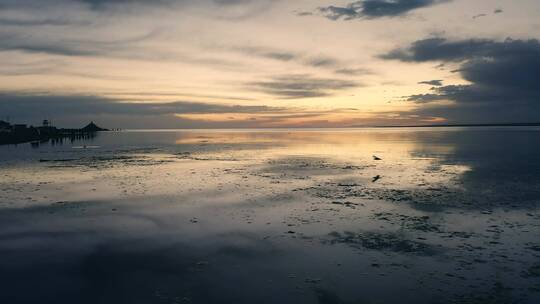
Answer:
323, 231, 442, 256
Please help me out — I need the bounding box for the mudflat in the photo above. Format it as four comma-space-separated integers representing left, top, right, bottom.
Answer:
1, 128, 539, 304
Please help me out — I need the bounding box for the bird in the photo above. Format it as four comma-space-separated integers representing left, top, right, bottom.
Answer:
372, 175, 381, 183
373, 155, 382, 161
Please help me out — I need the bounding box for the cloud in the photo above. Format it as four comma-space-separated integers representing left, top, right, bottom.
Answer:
79, 0, 172, 9
230, 46, 349, 70
77, 0, 277, 20
246, 74, 359, 99
472, 13, 486, 20
383, 37, 540, 123
0, 92, 291, 128
79, 0, 268, 9
295, 11, 313, 17
380, 37, 499, 62
383, 37, 540, 90
305, 56, 340, 68
334, 67, 373, 76
0, 91, 382, 128
0, 30, 250, 71
418, 79, 443, 86
0, 0, 277, 23
317, 0, 451, 20
0, 29, 161, 57
318, 5, 359, 20
0, 93, 284, 116
0, 18, 90, 27
231, 46, 300, 62
471, 8, 504, 20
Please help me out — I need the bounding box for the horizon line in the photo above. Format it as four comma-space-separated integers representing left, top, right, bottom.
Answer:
118, 122, 540, 131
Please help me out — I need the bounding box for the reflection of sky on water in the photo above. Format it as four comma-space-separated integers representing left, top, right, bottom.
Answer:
0, 128, 539, 303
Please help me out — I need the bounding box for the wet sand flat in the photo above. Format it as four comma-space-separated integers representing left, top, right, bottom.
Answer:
0, 128, 539, 303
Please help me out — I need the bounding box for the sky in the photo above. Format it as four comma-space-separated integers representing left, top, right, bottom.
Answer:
0, 0, 539, 128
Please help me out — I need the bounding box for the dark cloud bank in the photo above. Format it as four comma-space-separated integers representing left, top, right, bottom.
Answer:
316, 0, 451, 20
0, 93, 287, 128
383, 37, 540, 123
0, 0, 266, 9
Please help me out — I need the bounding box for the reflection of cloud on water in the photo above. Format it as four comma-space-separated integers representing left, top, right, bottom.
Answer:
0, 201, 289, 303
408, 129, 540, 209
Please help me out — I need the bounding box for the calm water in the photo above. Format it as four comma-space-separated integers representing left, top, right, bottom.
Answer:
0, 128, 539, 303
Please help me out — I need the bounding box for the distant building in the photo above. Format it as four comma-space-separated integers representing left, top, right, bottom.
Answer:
0, 120, 11, 133
82, 121, 108, 132
38, 119, 57, 135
